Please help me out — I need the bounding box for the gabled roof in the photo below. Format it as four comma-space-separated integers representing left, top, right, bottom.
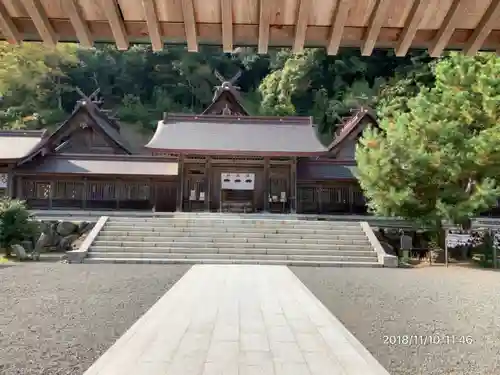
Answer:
19, 100, 133, 165
145, 114, 327, 156
327, 107, 379, 155
202, 82, 250, 116
0, 129, 47, 162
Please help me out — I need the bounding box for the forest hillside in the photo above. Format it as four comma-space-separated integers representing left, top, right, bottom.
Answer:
0, 43, 434, 144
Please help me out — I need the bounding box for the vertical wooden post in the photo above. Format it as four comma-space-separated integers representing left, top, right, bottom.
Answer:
349, 184, 354, 213
116, 179, 120, 210
206, 157, 211, 211
83, 177, 88, 209
7, 167, 14, 198
177, 154, 184, 211
48, 181, 54, 209
263, 157, 270, 212
290, 157, 297, 214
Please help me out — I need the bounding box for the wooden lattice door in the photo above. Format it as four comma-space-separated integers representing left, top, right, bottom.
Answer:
184, 165, 207, 211
269, 169, 290, 213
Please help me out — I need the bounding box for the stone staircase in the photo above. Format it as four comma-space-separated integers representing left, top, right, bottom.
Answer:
86, 215, 382, 267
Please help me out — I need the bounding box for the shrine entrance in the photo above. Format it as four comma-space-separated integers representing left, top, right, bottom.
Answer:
220, 172, 255, 213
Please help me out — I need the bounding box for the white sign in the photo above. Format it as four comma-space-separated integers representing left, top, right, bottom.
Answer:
446, 234, 472, 248
221, 173, 255, 190
0, 174, 7, 189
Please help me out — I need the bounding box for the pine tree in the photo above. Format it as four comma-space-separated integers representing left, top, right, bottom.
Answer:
356, 53, 500, 232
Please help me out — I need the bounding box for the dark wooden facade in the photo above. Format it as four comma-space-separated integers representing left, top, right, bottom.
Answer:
1, 83, 377, 215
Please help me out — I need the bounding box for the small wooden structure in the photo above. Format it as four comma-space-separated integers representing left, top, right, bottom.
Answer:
0, 0, 499, 56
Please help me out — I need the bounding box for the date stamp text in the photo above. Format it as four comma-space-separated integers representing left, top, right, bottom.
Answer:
383, 335, 474, 346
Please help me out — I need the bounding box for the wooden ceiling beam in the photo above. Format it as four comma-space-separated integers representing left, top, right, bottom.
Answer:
327, 0, 351, 55
181, 0, 198, 52
395, 0, 429, 56
102, 0, 129, 50
293, 0, 311, 53
428, 0, 464, 57
258, 0, 271, 54
64, 0, 93, 48
19, 0, 57, 47
0, 1, 20, 44
361, 0, 392, 56
142, 0, 163, 51
464, 0, 500, 56
221, 0, 233, 53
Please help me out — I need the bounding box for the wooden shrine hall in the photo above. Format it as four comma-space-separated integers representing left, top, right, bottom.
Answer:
0, 75, 376, 215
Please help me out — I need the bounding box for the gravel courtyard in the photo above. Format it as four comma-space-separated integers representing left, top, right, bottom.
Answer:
293, 266, 500, 375
0, 263, 189, 375
1, 263, 499, 375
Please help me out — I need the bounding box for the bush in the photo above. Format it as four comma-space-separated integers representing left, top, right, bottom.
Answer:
0, 198, 39, 257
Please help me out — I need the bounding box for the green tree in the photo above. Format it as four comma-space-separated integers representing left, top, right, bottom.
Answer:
356, 53, 500, 240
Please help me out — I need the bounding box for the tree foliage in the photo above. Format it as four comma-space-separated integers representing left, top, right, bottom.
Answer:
0, 43, 426, 139
356, 52, 500, 228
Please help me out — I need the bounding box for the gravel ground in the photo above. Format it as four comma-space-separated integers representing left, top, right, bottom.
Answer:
292, 266, 500, 375
0, 263, 190, 375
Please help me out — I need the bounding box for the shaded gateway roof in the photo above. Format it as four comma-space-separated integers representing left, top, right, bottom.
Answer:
145, 115, 328, 156
20, 100, 133, 165
18, 154, 178, 176
0, 130, 47, 161
328, 107, 378, 154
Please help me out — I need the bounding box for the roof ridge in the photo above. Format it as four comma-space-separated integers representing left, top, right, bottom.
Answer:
164, 114, 313, 125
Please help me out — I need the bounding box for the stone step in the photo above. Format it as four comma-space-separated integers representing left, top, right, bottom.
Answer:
98, 230, 366, 240
84, 257, 382, 267
95, 234, 369, 243
92, 239, 370, 249
107, 219, 362, 228
102, 226, 362, 236
87, 252, 377, 262
90, 246, 375, 256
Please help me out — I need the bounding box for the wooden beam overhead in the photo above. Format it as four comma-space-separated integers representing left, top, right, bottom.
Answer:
327, 0, 351, 55
361, 0, 392, 56
102, 0, 129, 50
181, 0, 198, 52
19, 0, 57, 47
395, 0, 429, 56
464, 0, 500, 56
0, 1, 20, 44
258, 0, 271, 54
64, 0, 93, 48
428, 0, 464, 57
293, 0, 311, 53
142, 0, 163, 51
221, 0, 233, 53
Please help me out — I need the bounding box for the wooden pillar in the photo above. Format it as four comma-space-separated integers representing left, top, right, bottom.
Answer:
48, 180, 54, 209
7, 167, 14, 198
15, 176, 22, 199
206, 158, 211, 211
264, 157, 270, 212
349, 184, 354, 214
83, 177, 88, 209
116, 179, 121, 210
290, 157, 297, 214
176, 155, 184, 211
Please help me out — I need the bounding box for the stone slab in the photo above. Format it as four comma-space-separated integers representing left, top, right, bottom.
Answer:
83, 265, 389, 375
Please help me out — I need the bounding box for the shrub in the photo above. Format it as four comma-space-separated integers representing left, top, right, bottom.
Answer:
0, 198, 39, 257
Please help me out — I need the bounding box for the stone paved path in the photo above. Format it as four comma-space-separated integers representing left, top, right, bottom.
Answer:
83, 265, 389, 375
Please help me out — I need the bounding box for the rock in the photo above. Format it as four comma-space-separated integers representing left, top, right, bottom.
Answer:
56, 221, 78, 237
78, 221, 95, 235
11, 244, 28, 261
21, 240, 33, 253
57, 234, 79, 252
34, 232, 51, 254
